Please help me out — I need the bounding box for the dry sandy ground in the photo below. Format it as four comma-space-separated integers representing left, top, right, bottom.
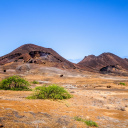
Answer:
0, 72, 128, 128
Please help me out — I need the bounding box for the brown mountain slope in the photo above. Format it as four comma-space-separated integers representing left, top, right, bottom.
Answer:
78, 53, 128, 74
0, 44, 76, 69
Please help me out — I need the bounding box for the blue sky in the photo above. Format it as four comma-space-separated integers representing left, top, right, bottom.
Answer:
0, 0, 128, 63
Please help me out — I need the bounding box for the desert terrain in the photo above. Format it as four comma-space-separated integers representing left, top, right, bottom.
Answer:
0, 68, 128, 128
0, 44, 128, 128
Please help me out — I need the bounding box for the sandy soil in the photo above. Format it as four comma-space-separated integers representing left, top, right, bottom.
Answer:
0, 72, 128, 128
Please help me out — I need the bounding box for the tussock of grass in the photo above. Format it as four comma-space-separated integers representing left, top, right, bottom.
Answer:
27, 84, 72, 100
0, 75, 31, 91
74, 116, 98, 127
119, 82, 126, 86
32, 80, 39, 84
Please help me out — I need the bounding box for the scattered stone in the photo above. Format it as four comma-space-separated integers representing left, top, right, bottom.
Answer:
0, 124, 3, 127
60, 74, 63, 77
106, 106, 110, 109
13, 111, 25, 118
103, 96, 107, 99
62, 84, 77, 89
107, 86, 111, 88
70, 91, 75, 93
5, 108, 12, 110
28, 111, 36, 116
123, 99, 128, 101
97, 116, 106, 120
125, 104, 128, 107
40, 112, 51, 118
116, 106, 126, 111
56, 118, 69, 126
37, 81, 50, 84
32, 120, 46, 124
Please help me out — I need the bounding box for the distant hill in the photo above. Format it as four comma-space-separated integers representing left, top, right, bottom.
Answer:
78, 53, 128, 75
0, 44, 76, 69
0, 44, 128, 75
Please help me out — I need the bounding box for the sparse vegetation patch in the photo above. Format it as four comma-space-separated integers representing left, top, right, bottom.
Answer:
27, 84, 72, 100
74, 116, 98, 127
32, 80, 39, 84
119, 82, 126, 86
0, 75, 31, 91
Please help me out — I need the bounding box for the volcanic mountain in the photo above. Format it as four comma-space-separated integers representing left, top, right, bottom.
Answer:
1, 44, 128, 75
0, 44, 76, 69
78, 53, 128, 75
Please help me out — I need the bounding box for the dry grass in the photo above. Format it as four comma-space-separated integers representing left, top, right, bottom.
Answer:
0, 72, 128, 127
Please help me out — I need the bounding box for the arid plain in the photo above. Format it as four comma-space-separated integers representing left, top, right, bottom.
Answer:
0, 68, 128, 128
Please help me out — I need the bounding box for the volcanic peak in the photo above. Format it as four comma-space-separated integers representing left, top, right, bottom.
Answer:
0, 44, 75, 69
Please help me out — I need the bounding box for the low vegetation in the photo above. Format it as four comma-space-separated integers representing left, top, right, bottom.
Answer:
0, 75, 31, 91
119, 82, 126, 86
27, 84, 72, 100
32, 80, 39, 84
74, 116, 98, 127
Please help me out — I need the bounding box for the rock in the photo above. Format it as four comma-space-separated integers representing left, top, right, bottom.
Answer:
62, 84, 77, 89
70, 91, 75, 93
107, 85, 111, 88
106, 106, 110, 109
37, 81, 50, 84
12, 111, 25, 118
116, 106, 126, 111
40, 112, 51, 118
56, 118, 69, 126
60, 74, 63, 77
0, 124, 3, 127
125, 104, 128, 107
32, 120, 46, 124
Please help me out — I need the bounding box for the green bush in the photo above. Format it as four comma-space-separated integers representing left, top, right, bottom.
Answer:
74, 116, 98, 127
119, 82, 126, 86
32, 80, 39, 84
74, 116, 83, 121
85, 120, 98, 127
27, 85, 72, 100
0, 75, 31, 91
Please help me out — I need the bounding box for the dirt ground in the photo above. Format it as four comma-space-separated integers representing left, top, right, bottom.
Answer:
0, 72, 128, 128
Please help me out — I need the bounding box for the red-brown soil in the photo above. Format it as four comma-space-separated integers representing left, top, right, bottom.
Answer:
0, 73, 128, 128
